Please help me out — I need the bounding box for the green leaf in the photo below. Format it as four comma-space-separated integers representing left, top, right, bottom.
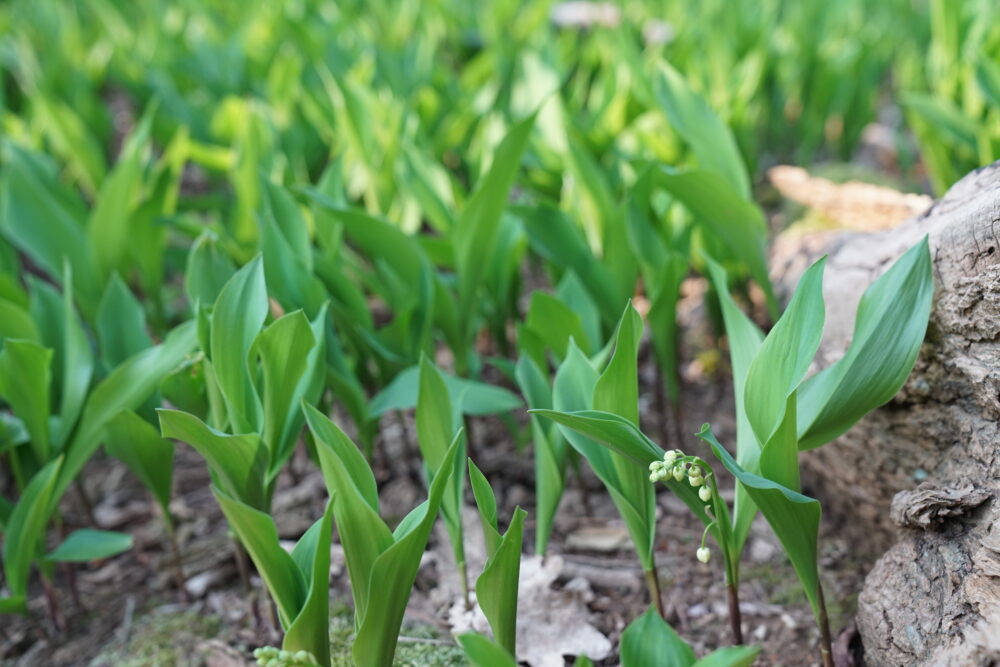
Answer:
350, 436, 463, 666
515, 355, 567, 555
370, 365, 522, 417
56, 265, 94, 448
104, 410, 174, 516
2, 457, 61, 599
46, 529, 133, 563
652, 61, 750, 198
0, 298, 39, 343
692, 646, 762, 667
306, 403, 393, 624
620, 606, 696, 667
87, 111, 151, 280
252, 310, 316, 479
213, 487, 306, 628
475, 506, 526, 655
210, 257, 267, 433
744, 257, 826, 448
658, 169, 775, 317
698, 425, 822, 621
468, 459, 501, 556
416, 356, 459, 472
703, 254, 764, 552
0, 143, 99, 310
96, 274, 153, 370
457, 633, 518, 667
551, 342, 655, 569
416, 356, 466, 588
0, 339, 52, 463
284, 500, 334, 667
184, 233, 236, 307
453, 113, 537, 340
158, 409, 267, 510
798, 238, 933, 449
53, 321, 197, 510
523, 291, 592, 360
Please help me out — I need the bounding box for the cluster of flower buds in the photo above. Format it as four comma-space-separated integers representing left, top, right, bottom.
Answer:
649, 449, 718, 564
648, 449, 713, 503
253, 647, 319, 667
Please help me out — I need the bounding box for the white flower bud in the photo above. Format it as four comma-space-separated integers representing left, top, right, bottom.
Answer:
697, 546, 711, 563
672, 466, 685, 481
688, 475, 703, 487
663, 451, 678, 466
699, 485, 712, 502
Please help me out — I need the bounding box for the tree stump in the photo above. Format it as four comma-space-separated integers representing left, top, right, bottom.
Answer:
769, 161, 1000, 665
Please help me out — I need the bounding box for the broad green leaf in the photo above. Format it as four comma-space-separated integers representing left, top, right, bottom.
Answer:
185, 233, 237, 307
416, 356, 466, 589
453, 113, 537, 339
523, 291, 592, 361
518, 203, 622, 325
475, 506, 526, 655
158, 409, 267, 510
593, 304, 642, 424
56, 266, 94, 448
213, 487, 306, 628
620, 606, 696, 667
0, 298, 38, 343
552, 342, 654, 569
699, 425, 822, 621
693, 646, 762, 667
370, 365, 522, 417
652, 61, 750, 198
515, 355, 566, 555
351, 436, 462, 666
703, 254, 764, 552
744, 258, 826, 448
284, 500, 334, 667
658, 169, 775, 317
252, 311, 316, 478
54, 321, 197, 509
210, 257, 267, 433
3, 457, 61, 599
96, 273, 153, 370
104, 410, 174, 515
0, 143, 99, 310
87, 111, 151, 280
798, 238, 933, 449
416, 356, 459, 471
0, 339, 52, 462
46, 529, 132, 562
306, 403, 393, 623
457, 633, 518, 667
468, 459, 501, 556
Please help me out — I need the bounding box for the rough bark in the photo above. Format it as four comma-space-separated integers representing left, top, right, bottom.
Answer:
769, 160, 1000, 665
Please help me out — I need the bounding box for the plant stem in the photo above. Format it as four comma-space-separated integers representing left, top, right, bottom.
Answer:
40, 574, 66, 633
727, 581, 744, 645
817, 582, 834, 667
166, 522, 191, 603
459, 558, 471, 611
644, 564, 665, 619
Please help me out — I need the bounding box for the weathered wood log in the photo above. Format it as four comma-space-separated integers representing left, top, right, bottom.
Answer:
769, 161, 1000, 665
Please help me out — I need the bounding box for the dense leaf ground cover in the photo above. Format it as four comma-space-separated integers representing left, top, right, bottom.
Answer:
0, 0, 990, 664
